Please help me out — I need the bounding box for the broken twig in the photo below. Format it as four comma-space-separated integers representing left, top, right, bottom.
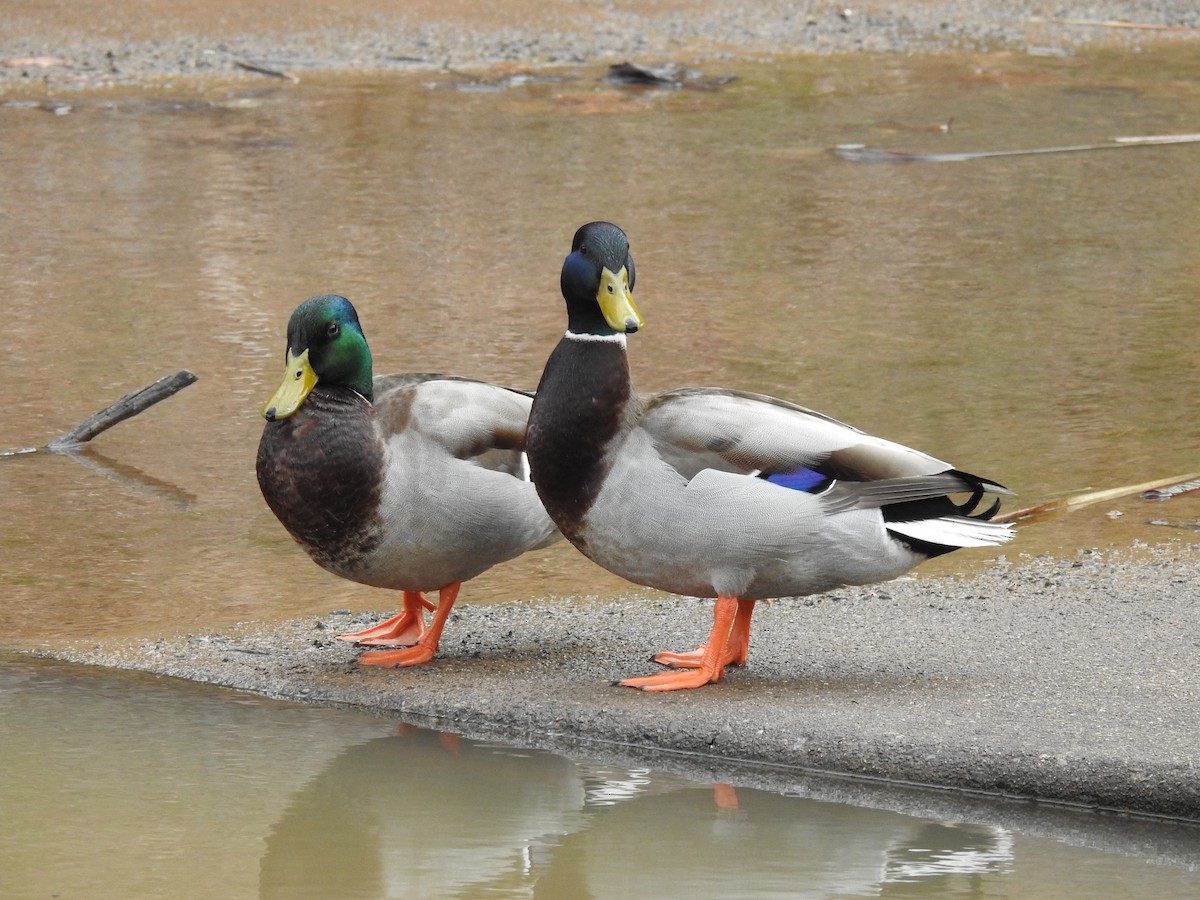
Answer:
46, 370, 198, 452
2, 56, 74, 68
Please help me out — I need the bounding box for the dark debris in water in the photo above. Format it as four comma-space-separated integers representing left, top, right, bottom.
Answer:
1, 99, 72, 115
1149, 518, 1200, 531
234, 59, 299, 83
602, 61, 736, 91
1141, 477, 1200, 501
426, 61, 736, 93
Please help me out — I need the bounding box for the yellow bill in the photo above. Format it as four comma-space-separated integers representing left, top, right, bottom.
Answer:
597, 265, 644, 333
262, 348, 318, 420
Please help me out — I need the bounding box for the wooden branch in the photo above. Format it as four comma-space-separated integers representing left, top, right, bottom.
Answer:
835, 132, 1200, 164
996, 471, 1200, 525
46, 370, 198, 452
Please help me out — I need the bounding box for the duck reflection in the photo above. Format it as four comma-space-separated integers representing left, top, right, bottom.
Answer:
259, 725, 588, 897
259, 726, 1012, 898
528, 789, 1010, 898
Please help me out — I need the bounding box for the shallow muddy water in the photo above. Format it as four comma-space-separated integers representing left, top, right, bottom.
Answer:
3, 47, 1200, 896
2, 657, 1198, 899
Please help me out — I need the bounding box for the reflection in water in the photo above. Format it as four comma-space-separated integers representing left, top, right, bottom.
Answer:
0, 658, 398, 899
260, 728, 591, 898
883, 822, 1014, 884
268, 731, 958, 898
261, 727, 1017, 897
54, 444, 198, 509
3, 659, 1198, 899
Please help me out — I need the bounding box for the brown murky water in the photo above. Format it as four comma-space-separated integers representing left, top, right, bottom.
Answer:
3, 50, 1200, 645
3, 49, 1200, 895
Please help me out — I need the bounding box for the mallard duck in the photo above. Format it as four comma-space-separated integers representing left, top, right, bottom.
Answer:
526, 222, 1014, 691
256, 294, 560, 668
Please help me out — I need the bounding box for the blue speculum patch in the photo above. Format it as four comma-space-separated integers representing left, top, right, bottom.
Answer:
763, 467, 829, 492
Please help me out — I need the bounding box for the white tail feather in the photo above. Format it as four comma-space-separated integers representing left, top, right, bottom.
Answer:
887, 516, 1014, 548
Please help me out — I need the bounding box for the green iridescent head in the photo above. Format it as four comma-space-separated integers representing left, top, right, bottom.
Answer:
262, 294, 374, 420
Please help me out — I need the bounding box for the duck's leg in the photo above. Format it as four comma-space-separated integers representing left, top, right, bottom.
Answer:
651, 599, 756, 669
620, 596, 739, 691
357, 583, 460, 668
336, 591, 436, 646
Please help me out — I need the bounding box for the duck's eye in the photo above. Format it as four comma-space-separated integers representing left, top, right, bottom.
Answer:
326, 322, 340, 339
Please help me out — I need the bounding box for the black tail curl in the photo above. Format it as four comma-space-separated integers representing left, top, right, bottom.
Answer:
883, 470, 1008, 525
949, 473, 1007, 521
884, 469, 1010, 558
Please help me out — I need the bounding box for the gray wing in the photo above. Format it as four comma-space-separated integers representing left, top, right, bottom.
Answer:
375, 375, 561, 556
639, 386, 953, 481
375, 375, 533, 476
638, 387, 1010, 523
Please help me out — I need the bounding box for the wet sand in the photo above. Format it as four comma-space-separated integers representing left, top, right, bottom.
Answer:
12, 1, 1200, 822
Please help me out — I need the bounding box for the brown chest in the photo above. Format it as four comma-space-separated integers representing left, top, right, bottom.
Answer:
256, 390, 385, 570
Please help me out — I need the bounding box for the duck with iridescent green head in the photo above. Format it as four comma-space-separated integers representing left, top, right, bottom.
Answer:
257, 294, 560, 668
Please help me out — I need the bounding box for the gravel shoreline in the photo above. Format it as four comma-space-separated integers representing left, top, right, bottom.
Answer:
3, 2, 1200, 92
13, 0, 1200, 824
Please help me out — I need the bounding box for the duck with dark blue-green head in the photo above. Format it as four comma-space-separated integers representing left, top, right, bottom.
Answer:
526, 222, 1013, 691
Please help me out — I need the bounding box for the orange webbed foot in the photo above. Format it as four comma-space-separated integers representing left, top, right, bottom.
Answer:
651, 599, 756, 670
357, 644, 438, 668
619, 665, 727, 691
337, 591, 435, 646
620, 596, 751, 692
652, 646, 710, 669
354, 584, 459, 669
653, 642, 746, 669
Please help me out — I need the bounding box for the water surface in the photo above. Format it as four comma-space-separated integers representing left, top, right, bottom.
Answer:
2, 658, 1198, 899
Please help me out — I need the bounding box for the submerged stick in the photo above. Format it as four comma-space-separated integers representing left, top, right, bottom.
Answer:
996, 471, 1200, 525
834, 132, 1200, 164
46, 370, 198, 452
